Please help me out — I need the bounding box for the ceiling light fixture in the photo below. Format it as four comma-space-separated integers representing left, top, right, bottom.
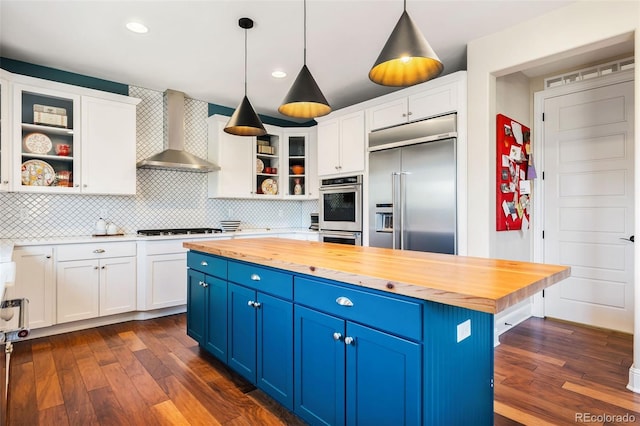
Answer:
126, 22, 149, 34
369, 0, 443, 87
278, 0, 331, 119
224, 17, 267, 137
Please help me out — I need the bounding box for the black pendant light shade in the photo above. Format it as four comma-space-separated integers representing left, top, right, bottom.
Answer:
278, 0, 331, 119
279, 64, 331, 118
225, 17, 267, 136
225, 95, 266, 136
369, 9, 443, 87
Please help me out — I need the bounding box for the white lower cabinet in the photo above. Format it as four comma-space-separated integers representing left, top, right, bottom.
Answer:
56, 242, 136, 323
10, 245, 55, 329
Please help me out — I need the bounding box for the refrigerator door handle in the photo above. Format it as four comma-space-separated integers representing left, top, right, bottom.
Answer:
399, 172, 408, 250
391, 172, 400, 249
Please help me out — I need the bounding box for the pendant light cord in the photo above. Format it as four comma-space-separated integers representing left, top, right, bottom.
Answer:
303, 0, 307, 66
244, 26, 248, 96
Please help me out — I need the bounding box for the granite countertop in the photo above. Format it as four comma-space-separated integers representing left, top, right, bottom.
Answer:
183, 237, 571, 314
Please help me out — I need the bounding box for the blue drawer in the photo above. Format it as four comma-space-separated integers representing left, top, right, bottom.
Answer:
228, 261, 293, 300
294, 277, 423, 341
187, 252, 227, 279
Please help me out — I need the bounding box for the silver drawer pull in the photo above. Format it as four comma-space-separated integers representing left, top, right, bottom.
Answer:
200, 261, 208, 266
336, 296, 353, 307
93, 249, 105, 254
250, 274, 261, 281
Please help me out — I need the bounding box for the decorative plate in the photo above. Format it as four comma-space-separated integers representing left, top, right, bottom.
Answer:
24, 132, 53, 154
261, 178, 278, 195
21, 159, 55, 186
256, 158, 264, 173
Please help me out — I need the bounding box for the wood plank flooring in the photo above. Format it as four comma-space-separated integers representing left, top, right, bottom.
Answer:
4, 314, 639, 425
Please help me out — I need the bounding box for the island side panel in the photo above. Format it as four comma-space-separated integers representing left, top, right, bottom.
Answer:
424, 301, 494, 425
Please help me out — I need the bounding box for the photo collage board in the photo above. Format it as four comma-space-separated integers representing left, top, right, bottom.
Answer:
496, 114, 532, 231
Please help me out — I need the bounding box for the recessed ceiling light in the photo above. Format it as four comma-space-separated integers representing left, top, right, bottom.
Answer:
272, 70, 287, 79
126, 22, 149, 34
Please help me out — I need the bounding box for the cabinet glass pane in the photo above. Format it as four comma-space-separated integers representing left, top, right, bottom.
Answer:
256, 133, 279, 195
20, 90, 75, 188
288, 136, 306, 196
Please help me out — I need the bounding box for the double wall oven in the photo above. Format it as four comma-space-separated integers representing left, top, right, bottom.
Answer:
318, 175, 363, 245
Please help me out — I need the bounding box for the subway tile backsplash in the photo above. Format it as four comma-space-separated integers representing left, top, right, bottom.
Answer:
0, 86, 317, 239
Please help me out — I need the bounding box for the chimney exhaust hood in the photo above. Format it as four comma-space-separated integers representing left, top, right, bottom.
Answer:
136, 89, 220, 172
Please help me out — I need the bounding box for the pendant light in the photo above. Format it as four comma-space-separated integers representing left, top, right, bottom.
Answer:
225, 17, 267, 136
369, 0, 443, 87
278, 0, 331, 119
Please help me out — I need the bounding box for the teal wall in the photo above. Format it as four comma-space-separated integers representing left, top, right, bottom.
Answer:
1, 57, 315, 127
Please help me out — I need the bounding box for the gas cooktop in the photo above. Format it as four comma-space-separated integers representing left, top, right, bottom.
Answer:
136, 228, 222, 237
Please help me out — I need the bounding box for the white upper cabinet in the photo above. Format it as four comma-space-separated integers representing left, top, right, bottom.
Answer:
208, 114, 317, 199
81, 96, 137, 195
368, 76, 460, 131
7, 71, 139, 194
0, 75, 10, 192
317, 110, 365, 177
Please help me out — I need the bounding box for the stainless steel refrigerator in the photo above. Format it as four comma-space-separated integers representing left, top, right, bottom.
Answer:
368, 113, 457, 254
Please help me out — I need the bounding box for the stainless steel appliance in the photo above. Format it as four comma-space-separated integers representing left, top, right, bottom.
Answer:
137, 227, 222, 237
309, 213, 319, 231
368, 113, 457, 254
318, 175, 363, 233
319, 230, 362, 245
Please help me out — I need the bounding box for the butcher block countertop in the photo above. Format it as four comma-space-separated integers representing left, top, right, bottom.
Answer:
183, 238, 570, 314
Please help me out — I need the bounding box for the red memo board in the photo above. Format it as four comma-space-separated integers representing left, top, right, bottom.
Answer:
496, 114, 531, 231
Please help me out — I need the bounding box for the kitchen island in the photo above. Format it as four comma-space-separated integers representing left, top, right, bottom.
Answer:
183, 238, 570, 425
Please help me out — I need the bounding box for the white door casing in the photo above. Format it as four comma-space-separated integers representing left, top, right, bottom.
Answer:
540, 74, 634, 333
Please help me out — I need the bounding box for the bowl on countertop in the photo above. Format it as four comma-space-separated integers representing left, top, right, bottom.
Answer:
220, 220, 241, 232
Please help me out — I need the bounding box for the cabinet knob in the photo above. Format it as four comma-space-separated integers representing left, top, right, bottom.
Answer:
250, 274, 261, 281
2, 181, 8, 184
248, 300, 254, 307
407, 111, 413, 116
247, 300, 260, 308
75, 184, 80, 187
94, 266, 99, 270
83, 184, 88, 188
45, 255, 51, 259
335, 296, 353, 307
200, 261, 208, 266
333, 332, 343, 341
402, 113, 407, 117
93, 249, 105, 254
344, 336, 355, 345
199, 281, 207, 287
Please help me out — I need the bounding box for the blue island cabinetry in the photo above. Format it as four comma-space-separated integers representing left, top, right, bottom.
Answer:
186, 250, 494, 425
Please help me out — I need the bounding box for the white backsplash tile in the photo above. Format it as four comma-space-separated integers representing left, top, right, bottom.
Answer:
0, 86, 317, 239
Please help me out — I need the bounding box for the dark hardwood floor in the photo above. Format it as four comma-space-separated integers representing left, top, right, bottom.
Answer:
5, 314, 639, 425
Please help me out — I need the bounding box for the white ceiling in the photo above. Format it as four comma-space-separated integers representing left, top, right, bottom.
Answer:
0, 0, 583, 122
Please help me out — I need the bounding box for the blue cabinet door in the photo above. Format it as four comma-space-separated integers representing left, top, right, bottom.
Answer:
204, 275, 228, 363
257, 293, 293, 410
345, 322, 421, 426
228, 282, 257, 383
294, 305, 345, 426
186, 269, 206, 344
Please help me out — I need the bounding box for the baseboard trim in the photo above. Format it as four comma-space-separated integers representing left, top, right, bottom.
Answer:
494, 301, 532, 347
628, 365, 640, 393
25, 305, 187, 340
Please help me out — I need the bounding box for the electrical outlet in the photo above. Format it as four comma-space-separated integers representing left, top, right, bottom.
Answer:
457, 319, 471, 343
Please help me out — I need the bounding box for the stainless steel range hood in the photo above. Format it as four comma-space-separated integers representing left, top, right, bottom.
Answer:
136, 89, 220, 172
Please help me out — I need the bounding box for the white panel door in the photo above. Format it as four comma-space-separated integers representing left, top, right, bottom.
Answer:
543, 79, 634, 332
100, 256, 136, 316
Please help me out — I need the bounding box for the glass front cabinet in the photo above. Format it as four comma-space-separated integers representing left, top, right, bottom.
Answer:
13, 83, 80, 192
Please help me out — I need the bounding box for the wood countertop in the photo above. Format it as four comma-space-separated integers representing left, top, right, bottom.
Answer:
183, 238, 570, 314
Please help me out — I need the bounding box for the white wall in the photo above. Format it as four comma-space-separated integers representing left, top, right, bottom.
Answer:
466, 0, 639, 258
494, 72, 532, 261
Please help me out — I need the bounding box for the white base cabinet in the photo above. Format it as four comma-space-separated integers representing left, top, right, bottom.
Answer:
9, 246, 55, 329
56, 242, 136, 323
